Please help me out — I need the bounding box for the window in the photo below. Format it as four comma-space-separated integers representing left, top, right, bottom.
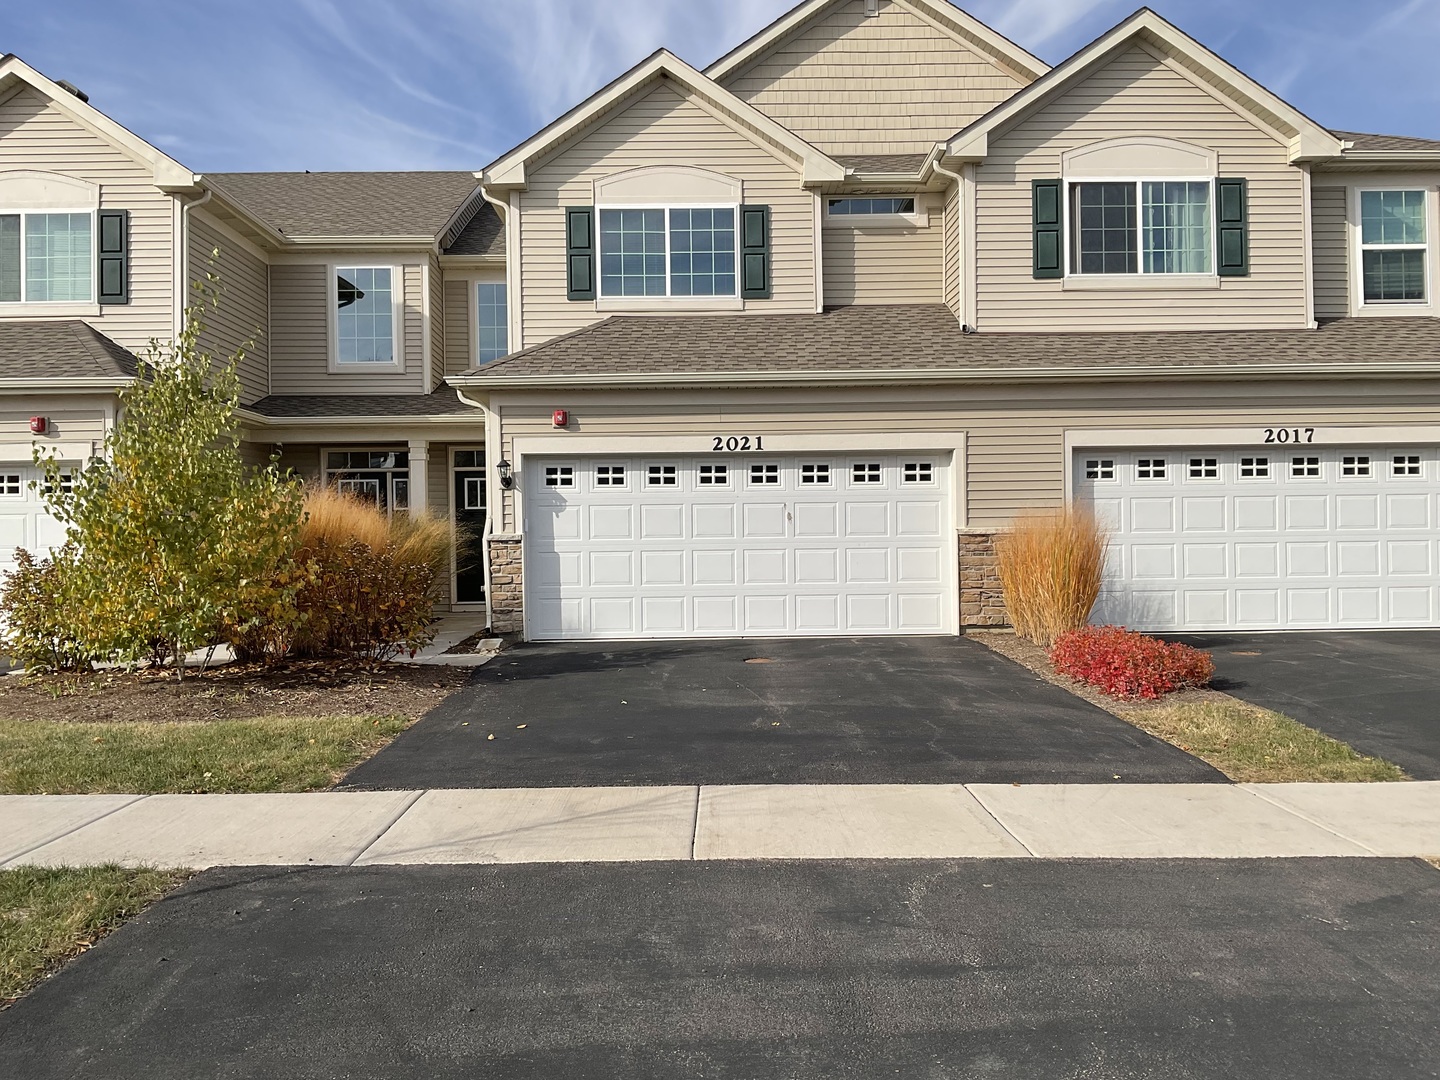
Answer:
598, 207, 736, 298
1341, 455, 1372, 478
1084, 459, 1116, 481
800, 463, 831, 485
325, 450, 409, 513
462, 476, 484, 510
595, 464, 626, 487
544, 465, 576, 489
1188, 458, 1219, 480
826, 197, 917, 217
1070, 181, 1212, 276
646, 464, 678, 487
0, 473, 21, 497
335, 267, 396, 364
0, 212, 93, 303
1137, 458, 1168, 480
749, 463, 780, 486
1361, 190, 1427, 303
1394, 455, 1423, 477
476, 282, 508, 363
698, 463, 729, 486
903, 462, 935, 484
1291, 457, 1321, 478
852, 462, 882, 485
1239, 456, 1271, 479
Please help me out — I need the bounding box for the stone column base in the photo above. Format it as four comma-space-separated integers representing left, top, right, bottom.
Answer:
488, 534, 524, 635
959, 530, 1009, 628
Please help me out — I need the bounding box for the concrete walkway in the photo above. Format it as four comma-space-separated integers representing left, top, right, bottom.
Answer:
3, 782, 1437, 868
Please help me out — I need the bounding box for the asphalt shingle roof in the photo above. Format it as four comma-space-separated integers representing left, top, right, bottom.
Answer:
0, 320, 138, 381
1335, 131, 1440, 153
459, 305, 1440, 383
445, 203, 506, 256
834, 153, 930, 174
247, 387, 477, 419
205, 172, 480, 239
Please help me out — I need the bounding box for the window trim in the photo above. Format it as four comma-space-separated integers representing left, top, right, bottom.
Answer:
594, 201, 741, 308
0, 207, 98, 308
322, 446, 411, 517
1062, 177, 1219, 288
327, 263, 405, 372
473, 277, 509, 365
1354, 186, 1433, 312
822, 195, 926, 229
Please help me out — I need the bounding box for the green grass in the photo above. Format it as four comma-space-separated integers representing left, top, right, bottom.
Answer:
0, 715, 411, 795
1, 865, 190, 1006
1119, 700, 1408, 783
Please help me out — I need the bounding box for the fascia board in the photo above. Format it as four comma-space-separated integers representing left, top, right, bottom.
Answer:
0, 378, 131, 392
238, 410, 483, 429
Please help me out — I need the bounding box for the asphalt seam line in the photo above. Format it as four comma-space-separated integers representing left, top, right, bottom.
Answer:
0, 794, 153, 867
1239, 785, 1385, 856
342, 790, 427, 867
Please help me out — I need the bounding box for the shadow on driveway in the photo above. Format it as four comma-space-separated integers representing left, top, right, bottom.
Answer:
343, 637, 1221, 788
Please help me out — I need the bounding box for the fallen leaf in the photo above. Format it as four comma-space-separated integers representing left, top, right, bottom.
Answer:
516, 724, 527, 730
462, 722, 469, 726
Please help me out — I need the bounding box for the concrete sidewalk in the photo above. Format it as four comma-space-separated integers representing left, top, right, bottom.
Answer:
2, 783, 1437, 868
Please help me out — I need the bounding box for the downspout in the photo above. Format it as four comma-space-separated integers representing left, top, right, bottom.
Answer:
455, 383, 496, 633
929, 159, 968, 330
177, 187, 213, 335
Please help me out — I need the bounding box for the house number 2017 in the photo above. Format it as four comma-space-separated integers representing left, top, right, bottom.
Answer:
1263, 427, 1316, 444
712, 436, 764, 451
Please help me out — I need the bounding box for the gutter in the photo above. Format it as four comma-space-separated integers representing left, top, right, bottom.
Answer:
237, 409, 484, 428
0, 379, 133, 392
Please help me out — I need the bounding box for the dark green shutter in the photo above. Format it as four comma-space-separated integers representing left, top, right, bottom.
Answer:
1032, 180, 1063, 279
1216, 178, 1248, 277
565, 206, 595, 300
97, 208, 129, 304
740, 204, 771, 299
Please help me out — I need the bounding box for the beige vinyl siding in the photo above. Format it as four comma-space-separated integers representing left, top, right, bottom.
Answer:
822, 220, 944, 305
443, 276, 471, 375
1312, 185, 1350, 320
519, 81, 815, 348
0, 401, 109, 448
943, 181, 961, 316
720, 0, 1026, 157
428, 253, 444, 391
268, 263, 421, 394
493, 379, 1440, 532
975, 44, 1308, 332
0, 87, 175, 350
274, 444, 321, 482
189, 213, 268, 403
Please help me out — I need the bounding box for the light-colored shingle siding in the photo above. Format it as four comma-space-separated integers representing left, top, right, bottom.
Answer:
975, 44, 1309, 332
268, 263, 423, 394
943, 181, 961, 316
720, 0, 1027, 157
518, 81, 815, 348
188, 213, 268, 404
0, 87, 175, 351
821, 220, 945, 305
428, 252, 444, 390
1312, 186, 1350, 320
443, 276, 471, 375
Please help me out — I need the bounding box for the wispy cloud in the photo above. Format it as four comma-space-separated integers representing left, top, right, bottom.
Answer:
968, 0, 1128, 53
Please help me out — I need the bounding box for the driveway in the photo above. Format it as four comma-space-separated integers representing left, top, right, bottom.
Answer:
3, 860, 1438, 1078
1175, 631, 1440, 780
344, 637, 1221, 788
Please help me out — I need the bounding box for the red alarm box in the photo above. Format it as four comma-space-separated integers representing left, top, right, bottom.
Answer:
29, 416, 47, 435
553, 409, 569, 428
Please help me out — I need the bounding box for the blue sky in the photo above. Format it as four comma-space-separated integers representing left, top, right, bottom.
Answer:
6, 0, 1438, 172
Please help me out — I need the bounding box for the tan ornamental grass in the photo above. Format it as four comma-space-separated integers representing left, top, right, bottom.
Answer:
995, 508, 1110, 647
298, 483, 450, 568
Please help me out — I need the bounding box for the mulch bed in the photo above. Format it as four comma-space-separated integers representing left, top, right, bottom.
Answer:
0, 662, 471, 725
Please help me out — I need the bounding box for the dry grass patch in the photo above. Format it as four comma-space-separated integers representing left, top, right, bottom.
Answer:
972, 630, 1407, 784
995, 510, 1108, 647
2, 865, 191, 1007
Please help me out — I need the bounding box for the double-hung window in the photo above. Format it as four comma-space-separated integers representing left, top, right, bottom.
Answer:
1360, 190, 1427, 304
334, 266, 398, 366
598, 206, 737, 298
0, 211, 94, 303
476, 282, 508, 363
1069, 180, 1212, 276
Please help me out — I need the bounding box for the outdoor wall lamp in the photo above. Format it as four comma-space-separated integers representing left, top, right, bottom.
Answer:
497, 459, 514, 490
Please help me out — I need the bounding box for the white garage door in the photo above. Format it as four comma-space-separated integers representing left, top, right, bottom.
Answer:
0, 464, 67, 579
525, 454, 955, 640
1078, 447, 1440, 631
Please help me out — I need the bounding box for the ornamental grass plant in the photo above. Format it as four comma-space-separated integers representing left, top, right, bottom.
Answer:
995, 509, 1109, 647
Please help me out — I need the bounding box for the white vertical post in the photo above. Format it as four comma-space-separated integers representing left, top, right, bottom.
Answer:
407, 438, 430, 514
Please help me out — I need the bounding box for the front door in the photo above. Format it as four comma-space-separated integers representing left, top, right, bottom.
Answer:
452, 449, 487, 605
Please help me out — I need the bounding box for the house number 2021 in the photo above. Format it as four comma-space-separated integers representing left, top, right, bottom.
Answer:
1263, 427, 1316, 444
712, 436, 765, 452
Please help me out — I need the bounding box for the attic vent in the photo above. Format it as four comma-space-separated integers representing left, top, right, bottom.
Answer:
864, 0, 879, 14
56, 79, 89, 103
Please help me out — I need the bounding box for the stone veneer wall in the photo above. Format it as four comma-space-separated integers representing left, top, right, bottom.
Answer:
488, 534, 524, 634
959, 530, 1009, 628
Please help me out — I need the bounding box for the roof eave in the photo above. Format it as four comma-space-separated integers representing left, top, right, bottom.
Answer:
238, 409, 483, 428
0, 377, 132, 392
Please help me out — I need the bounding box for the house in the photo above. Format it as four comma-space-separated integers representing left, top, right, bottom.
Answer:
4, 2, 1440, 641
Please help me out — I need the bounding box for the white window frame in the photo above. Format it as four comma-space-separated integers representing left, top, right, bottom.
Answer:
0, 208, 97, 307
822, 195, 927, 229
1063, 177, 1218, 288
595, 202, 741, 306
1353, 186, 1434, 314
322, 446, 411, 517
327, 263, 404, 372
473, 277, 509, 365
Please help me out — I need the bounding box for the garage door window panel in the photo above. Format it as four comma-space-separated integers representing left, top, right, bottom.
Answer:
1360, 190, 1428, 304
0, 473, 21, 497
1136, 458, 1169, 481
749, 463, 780, 487
646, 464, 678, 488
851, 463, 882, 486
1291, 457, 1322, 479
698, 463, 730, 488
800, 463, 833, 487
1084, 458, 1116, 481
1393, 455, 1423, 477
1239, 456, 1272, 480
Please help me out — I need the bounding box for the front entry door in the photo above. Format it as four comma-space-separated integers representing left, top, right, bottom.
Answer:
452, 450, 487, 604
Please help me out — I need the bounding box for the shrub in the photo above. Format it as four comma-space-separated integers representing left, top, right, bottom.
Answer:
1050, 626, 1216, 701
0, 548, 93, 673
995, 509, 1109, 646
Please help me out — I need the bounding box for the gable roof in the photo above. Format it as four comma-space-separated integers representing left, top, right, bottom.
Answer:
705, 0, 1049, 86
0, 320, 138, 384
202, 171, 480, 242
483, 49, 846, 189
944, 8, 1343, 165
0, 55, 196, 189
444, 203, 506, 257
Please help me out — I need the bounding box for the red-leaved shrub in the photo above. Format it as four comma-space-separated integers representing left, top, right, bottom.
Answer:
1049, 626, 1216, 700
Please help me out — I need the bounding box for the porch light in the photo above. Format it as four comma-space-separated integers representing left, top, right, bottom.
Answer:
497, 459, 514, 490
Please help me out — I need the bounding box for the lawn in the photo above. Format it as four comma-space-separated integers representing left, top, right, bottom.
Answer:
972, 631, 1407, 783
1, 865, 190, 1007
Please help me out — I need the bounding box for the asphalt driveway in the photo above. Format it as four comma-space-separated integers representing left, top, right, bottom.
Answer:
3, 859, 1438, 1079
1176, 631, 1440, 780
344, 637, 1221, 788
